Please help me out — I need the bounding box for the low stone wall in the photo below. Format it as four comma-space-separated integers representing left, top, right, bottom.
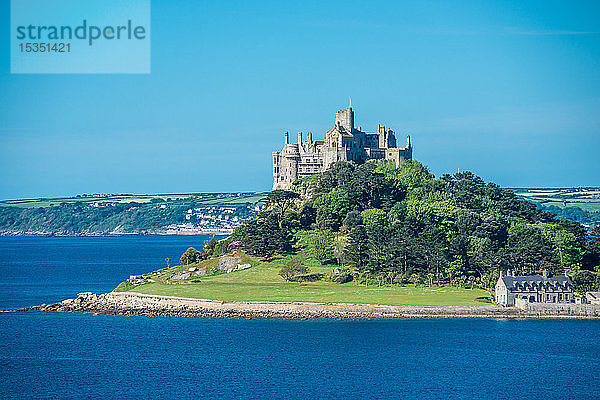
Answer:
10, 291, 600, 320
516, 301, 600, 317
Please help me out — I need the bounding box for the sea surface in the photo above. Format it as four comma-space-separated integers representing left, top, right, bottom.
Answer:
0, 236, 599, 399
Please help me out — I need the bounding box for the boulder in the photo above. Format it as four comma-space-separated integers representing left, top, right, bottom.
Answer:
170, 271, 191, 280
234, 264, 252, 272
218, 255, 242, 272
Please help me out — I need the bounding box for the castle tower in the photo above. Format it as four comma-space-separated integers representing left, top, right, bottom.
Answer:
284, 143, 300, 183
335, 107, 354, 132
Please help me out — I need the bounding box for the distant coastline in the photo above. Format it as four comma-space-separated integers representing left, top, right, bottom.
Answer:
14, 292, 600, 320
0, 229, 232, 237
0, 192, 265, 237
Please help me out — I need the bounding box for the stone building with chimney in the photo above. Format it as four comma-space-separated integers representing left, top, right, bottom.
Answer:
272, 106, 412, 190
495, 272, 574, 306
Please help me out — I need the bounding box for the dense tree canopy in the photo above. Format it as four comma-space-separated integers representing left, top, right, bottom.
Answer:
233, 160, 600, 292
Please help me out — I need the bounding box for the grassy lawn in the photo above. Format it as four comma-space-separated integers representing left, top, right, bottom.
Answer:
120, 256, 490, 307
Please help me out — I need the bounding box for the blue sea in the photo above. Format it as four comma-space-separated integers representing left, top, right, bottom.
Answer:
0, 236, 599, 399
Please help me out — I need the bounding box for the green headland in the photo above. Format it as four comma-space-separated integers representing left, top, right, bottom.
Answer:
113, 160, 600, 307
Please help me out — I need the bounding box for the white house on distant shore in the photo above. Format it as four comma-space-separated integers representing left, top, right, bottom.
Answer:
495, 272, 574, 306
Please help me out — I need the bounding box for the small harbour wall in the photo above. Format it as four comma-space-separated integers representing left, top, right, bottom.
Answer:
11, 292, 600, 320
515, 300, 600, 317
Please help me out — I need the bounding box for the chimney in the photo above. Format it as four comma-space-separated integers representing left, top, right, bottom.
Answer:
406, 135, 411, 148
298, 132, 302, 145
307, 132, 312, 142
284, 131, 289, 145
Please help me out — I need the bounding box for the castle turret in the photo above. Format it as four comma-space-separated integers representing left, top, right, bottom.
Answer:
283, 143, 300, 183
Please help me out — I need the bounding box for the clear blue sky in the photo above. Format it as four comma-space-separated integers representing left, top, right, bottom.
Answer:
1, 0, 599, 199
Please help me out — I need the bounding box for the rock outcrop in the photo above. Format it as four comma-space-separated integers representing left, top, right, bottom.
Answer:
218, 255, 252, 273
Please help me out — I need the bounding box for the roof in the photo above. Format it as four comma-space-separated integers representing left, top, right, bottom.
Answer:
500, 275, 572, 292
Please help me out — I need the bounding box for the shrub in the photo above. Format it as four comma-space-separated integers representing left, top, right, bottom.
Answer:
289, 273, 323, 282
328, 267, 354, 283
279, 257, 309, 281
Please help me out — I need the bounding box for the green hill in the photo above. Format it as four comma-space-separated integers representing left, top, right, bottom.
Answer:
116, 161, 600, 305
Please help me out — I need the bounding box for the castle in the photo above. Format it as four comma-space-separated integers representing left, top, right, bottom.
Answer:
272, 106, 412, 190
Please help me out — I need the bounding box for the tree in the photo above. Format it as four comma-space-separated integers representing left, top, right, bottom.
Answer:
445, 255, 467, 280
377, 160, 433, 191
297, 229, 335, 264
571, 270, 600, 294
361, 208, 387, 232
343, 210, 363, 230
410, 273, 420, 287
279, 258, 309, 281
180, 247, 202, 265
314, 189, 350, 220
541, 223, 582, 273
316, 205, 339, 231
203, 236, 217, 258
266, 190, 300, 222
239, 212, 292, 258
583, 226, 600, 270
506, 223, 555, 275
345, 225, 370, 269
299, 204, 317, 229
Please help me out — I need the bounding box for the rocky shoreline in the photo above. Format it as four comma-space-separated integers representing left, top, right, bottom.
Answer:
7, 292, 600, 320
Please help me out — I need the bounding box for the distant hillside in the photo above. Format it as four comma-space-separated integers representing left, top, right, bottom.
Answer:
509, 187, 600, 228
0, 193, 266, 236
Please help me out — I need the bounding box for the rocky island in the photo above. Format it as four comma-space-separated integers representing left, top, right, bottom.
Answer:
10, 158, 600, 320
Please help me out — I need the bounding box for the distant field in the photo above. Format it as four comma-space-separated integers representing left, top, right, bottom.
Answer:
0, 192, 266, 209
509, 187, 600, 212
119, 255, 489, 307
